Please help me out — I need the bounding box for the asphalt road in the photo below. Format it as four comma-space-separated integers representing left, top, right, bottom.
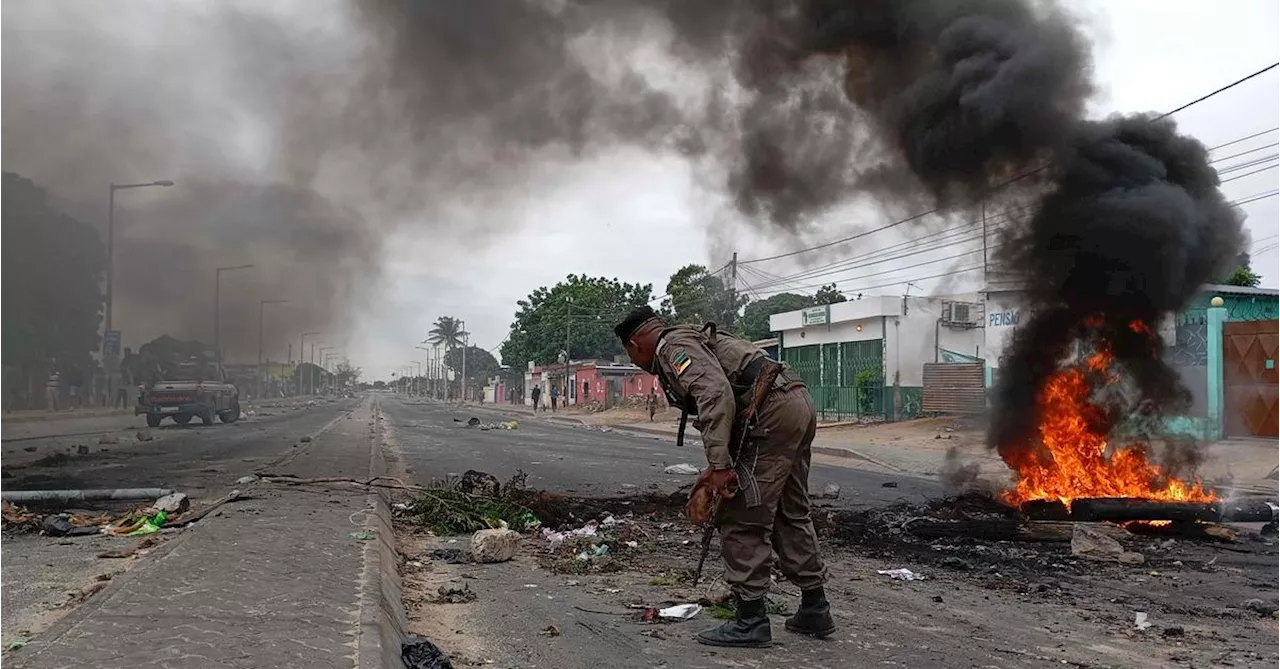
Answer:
380, 395, 941, 506
1, 396, 361, 500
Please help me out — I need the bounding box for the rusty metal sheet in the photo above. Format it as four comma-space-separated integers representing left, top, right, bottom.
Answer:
922, 362, 986, 414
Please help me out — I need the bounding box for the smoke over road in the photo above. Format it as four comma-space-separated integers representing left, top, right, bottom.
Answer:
2, 0, 1244, 400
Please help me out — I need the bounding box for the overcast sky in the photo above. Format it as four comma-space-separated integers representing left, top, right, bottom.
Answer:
351, 1, 1279, 380
3, 1, 1275, 381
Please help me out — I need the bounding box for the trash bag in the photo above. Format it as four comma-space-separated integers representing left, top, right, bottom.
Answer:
41, 515, 73, 537
402, 636, 454, 669
466, 417, 481, 427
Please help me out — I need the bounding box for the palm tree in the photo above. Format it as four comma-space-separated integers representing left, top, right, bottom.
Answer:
426, 316, 467, 350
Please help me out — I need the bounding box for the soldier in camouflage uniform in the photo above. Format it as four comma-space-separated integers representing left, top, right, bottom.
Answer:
614, 306, 834, 648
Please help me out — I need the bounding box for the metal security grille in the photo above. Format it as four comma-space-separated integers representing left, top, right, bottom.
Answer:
783, 340, 884, 420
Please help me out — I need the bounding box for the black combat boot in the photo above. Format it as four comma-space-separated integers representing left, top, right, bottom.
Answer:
695, 595, 772, 648
784, 587, 836, 638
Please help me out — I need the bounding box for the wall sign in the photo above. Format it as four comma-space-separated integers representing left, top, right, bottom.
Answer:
801, 305, 830, 326
989, 310, 1020, 327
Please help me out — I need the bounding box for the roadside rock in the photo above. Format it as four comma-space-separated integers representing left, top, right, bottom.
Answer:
98, 434, 120, 445
1071, 524, 1144, 564
135, 429, 154, 442
815, 482, 841, 499
154, 492, 190, 515
1243, 598, 1279, 616
471, 528, 519, 563
300, 436, 313, 443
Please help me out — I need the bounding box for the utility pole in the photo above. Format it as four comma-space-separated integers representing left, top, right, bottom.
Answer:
300, 332, 318, 395
981, 201, 989, 284
727, 252, 738, 329
460, 321, 468, 403
564, 297, 572, 406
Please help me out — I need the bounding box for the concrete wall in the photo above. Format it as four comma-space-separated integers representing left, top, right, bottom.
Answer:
983, 289, 1028, 369
885, 295, 986, 387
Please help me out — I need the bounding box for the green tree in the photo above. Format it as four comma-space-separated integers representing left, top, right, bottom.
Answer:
738, 293, 812, 341
334, 362, 362, 387
500, 275, 654, 367
813, 283, 847, 305
2, 172, 107, 407
426, 316, 468, 350
1224, 264, 1262, 288
661, 264, 744, 328
444, 345, 501, 397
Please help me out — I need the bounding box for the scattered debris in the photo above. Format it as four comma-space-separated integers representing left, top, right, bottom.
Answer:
433, 582, 477, 604
471, 528, 520, 563
400, 487, 536, 535
877, 568, 926, 581
98, 434, 120, 445
429, 548, 470, 564
664, 463, 700, 475
815, 482, 842, 499
541, 624, 561, 637
300, 436, 313, 443
459, 470, 501, 497
153, 492, 190, 515
97, 537, 159, 559
659, 603, 702, 620
467, 417, 481, 427
135, 429, 154, 442
65, 581, 108, 606
236, 475, 258, 485
1071, 524, 1144, 564
77, 444, 91, 455
1243, 598, 1279, 616
1134, 612, 1152, 631
1162, 626, 1185, 638
575, 544, 611, 561
881, 481, 899, 488
401, 635, 454, 669
350, 530, 376, 541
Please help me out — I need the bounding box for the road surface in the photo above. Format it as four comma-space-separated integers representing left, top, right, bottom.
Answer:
380, 396, 942, 505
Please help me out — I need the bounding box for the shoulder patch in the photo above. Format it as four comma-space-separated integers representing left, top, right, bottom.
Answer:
672, 351, 692, 376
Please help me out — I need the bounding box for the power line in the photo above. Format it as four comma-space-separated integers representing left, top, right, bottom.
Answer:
1210, 142, 1279, 164
1208, 127, 1279, 152
739, 63, 1280, 267
1220, 163, 1279, 184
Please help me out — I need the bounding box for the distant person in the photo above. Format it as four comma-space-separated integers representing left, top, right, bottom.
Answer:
45, 363, 61, 411
531, 385, 542, 412
549, 384, 559, 412
583, 380, 590, 404
647, 388, 658, 422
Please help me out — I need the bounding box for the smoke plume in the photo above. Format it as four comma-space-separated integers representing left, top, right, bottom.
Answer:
3, 0, 1244, 391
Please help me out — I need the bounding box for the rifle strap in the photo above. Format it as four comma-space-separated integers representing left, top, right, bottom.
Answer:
676, 408, 689, 448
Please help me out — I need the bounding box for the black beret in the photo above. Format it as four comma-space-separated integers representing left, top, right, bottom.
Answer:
614, 305, 660, 341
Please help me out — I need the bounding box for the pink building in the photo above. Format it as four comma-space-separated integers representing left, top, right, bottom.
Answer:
523, 360, 659, 408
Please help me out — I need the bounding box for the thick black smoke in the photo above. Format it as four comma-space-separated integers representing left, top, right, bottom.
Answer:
745, 0, 1244, 455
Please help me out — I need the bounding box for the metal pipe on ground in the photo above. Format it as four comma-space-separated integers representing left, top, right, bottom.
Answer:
2, 488, 173, 503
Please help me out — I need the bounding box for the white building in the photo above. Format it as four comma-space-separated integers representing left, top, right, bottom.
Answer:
769, 294, 987, 420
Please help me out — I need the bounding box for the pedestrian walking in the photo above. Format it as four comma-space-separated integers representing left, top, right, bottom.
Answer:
614, 306, 832, 649
646, 388, 658, 422
67, 366, 84, 409
45, 363, 61, 412
549, 384, 559, 412
531, 385, 542, 411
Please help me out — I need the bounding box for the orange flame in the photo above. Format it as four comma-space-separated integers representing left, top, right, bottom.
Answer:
1002, 324, 1215, 507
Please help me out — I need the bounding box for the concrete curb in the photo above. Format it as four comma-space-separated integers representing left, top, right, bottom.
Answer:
357, 405, 409, 669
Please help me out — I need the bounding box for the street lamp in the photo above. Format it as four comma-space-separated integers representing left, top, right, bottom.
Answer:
214, 264, 255, 361
257, 300, 288, 399
105, 180, 175, 344
300, 331, 319, 395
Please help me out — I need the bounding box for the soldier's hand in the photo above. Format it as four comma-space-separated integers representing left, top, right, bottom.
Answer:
686, 468, 739, 526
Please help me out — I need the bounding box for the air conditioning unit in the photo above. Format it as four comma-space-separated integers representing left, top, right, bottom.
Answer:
942, 301, 986, 329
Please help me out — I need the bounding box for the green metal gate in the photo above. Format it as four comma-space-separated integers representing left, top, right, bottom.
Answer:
782, 340, 884, 420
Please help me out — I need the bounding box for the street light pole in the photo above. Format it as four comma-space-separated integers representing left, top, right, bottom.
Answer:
104, 180, 175, 343
214, 264, 255, 362
300, 331, 319, 396
319, 346, 333, 394
257, 300, 288, 399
